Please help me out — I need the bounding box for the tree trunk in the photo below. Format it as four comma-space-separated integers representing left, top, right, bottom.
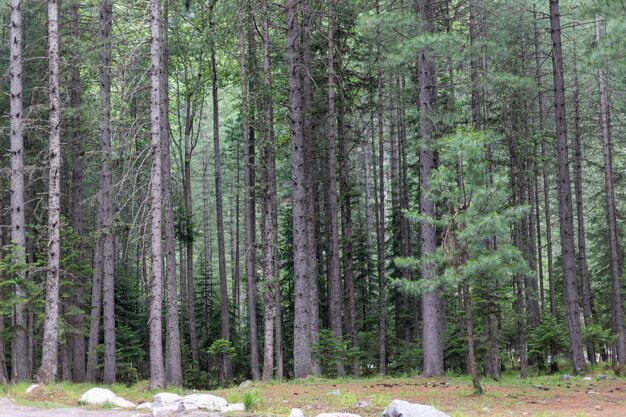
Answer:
38, 0, 62, 383
69, 0, 86, 383
259, 0, 279, 381
464, 281, 483, 394
375, 0, 387, 375
594, 14, 626, 369
325, 0, 345, 377
97, 0, 116, 384
571, 41, 594, 364
239, 0, 260, 381
9, 0, 29, 383
148, 0, 166, 389
416, 0, 443, 377
301, 0, 321, 376
549, 0, 586, 374
209, 0, 233, 382
286, 0, 312, 378
161, 0, 183, 386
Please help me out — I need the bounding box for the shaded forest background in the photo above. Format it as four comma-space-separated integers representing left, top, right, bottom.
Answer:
0, 0, 625, 391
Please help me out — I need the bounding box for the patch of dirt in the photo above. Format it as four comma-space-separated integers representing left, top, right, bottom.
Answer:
214, 377, 626, 417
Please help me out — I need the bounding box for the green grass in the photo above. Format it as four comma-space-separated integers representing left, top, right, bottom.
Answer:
243, 390, 261, 411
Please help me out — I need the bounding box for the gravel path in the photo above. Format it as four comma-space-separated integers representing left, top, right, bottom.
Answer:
0, 398, 141, 417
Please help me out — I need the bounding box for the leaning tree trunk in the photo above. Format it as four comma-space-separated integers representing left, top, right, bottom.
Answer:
286, 0, 313, 378
9, 0, 29, 383
148, 0, 166, 389
594, 14, 626, 369
549, 0, 586, 374
38, 0, 62, 384
209, 0, 233, 383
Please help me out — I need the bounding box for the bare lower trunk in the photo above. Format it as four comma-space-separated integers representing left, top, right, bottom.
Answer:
148, 0, 166, 389
161, 0, 183, 386
239, 1, 260, 380
464, 282, 483, 394
38, 0, 62, 383
549, 0, 586, 374
69, 0, 86, 383
9, 0, 29, 383
286, 0, 313, 378
209, 1, 233, 382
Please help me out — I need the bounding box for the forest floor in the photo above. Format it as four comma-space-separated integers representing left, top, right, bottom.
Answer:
1, 374, 626, 417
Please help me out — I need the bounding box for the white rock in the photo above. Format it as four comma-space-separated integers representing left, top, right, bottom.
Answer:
79, 388, 118, 405
178, 402, 200, 412
25, 384, 40, 394
583, 377, 593, 381
137, 402, 153, 409
152, 392, 183, 408
181, 393, 228, 411
110, 397, 137, 408
290, 408, 305, 417
223, 403, 245, 412
381, 399, 450, 417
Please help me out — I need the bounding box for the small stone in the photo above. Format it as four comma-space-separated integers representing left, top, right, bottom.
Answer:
595, 405, 603, 411
314, 413, 362, 417
239, 380, 253, 388
290, 408, 305, 417
326, 389, 341, 396
583, 377, 593, 381
381, 399, 450, 417
559, 374, 572, 381
587, 391, 600, 395
598, 374, 607, 380
354, 400, 370, 408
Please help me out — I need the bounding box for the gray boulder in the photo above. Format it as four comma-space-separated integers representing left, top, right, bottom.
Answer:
381, 400, 450, 417
153, 392, 184, 409
289, 408, 305, 417
181, 393, 228, 411
314, 413, 362, 417
79, 388, 117, 405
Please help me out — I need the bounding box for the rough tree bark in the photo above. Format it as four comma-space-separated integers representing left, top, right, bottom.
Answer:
38, 0, 62, 384
148, 0, 166, 389
549, 0, 586, 374
416, 0, 444, 377
286, 0, 313, 378
9, 0, 29, 383
161, 0, 183, 386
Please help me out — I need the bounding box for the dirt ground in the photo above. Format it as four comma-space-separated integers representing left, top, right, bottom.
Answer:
0, 398, 138, 417
2, 376, 626, 417
213, 376, 626, 417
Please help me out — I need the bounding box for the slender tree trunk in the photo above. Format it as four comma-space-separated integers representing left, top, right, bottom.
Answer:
160, 0, 183, 386
239, 1, 260, 381
148, 0, 166, 389
301, 0, 321, 376
416, 0, 443, 377
286, 0, 312, 378
549, 0, 586, 374
594, 14, 626, 369
69, 0, 86, 383
571, 41, 595, 364
338, 42, 358, 377
9, 0, 29, 383
96, 0, 116, 384
375, 0, 387, 375
38, 0, 62, 383
464, 281, 483, 394
209, 1, 233, 382
259, 0, 279, 380
324, 0, 345, 377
